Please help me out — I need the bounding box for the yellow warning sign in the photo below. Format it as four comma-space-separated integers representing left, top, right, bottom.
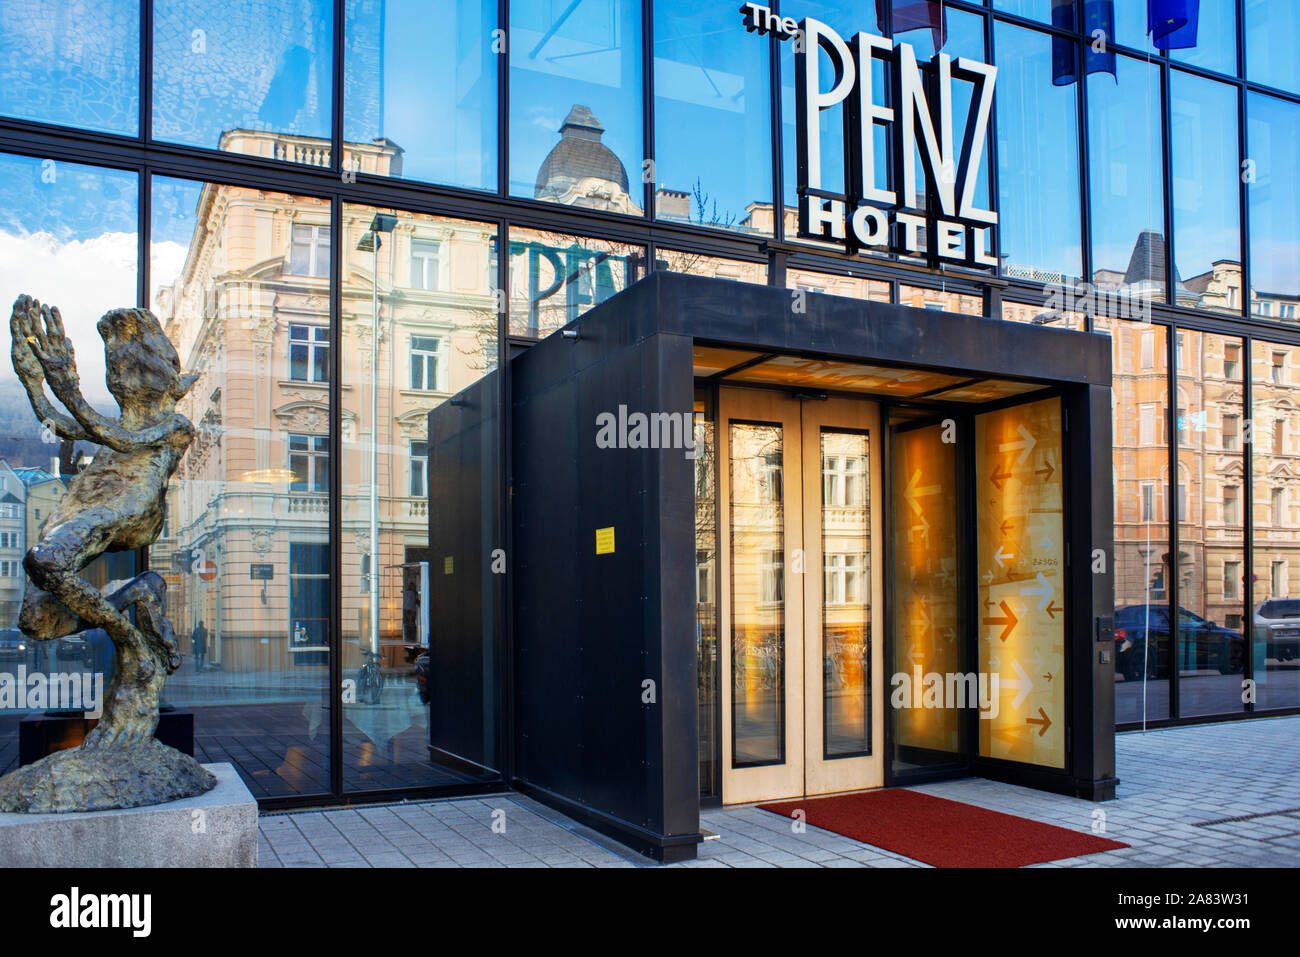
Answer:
595, 527, 615, 555
443, 556, 454, 574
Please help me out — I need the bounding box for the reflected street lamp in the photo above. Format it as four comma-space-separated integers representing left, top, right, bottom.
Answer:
357, 213, 396, 657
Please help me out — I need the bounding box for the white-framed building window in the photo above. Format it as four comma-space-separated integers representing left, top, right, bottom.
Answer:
289, 433, 329, 492
1273, 487, 1287, 525
1222, 413, 1239, 451
761, 549, 784, 604
289, 223, 330, 277
696, 549, 714, 605
289, 324, 329, 383
823, 453, 866, 506
409, 336, 444, 391
0, 503, 19, 520
1140, 482, 1156, 522
1140, 329, 1155, 369
1223, 485, 1239, 526
1139, 403, 1157, 445
1272, 561, 1288, 598
410, 440, 428, 498
410, 239, 442, 291
824, 552, 865, 605
0, 559, 20, 577
1223, 560, 1241, 600
0, 531, 18, 549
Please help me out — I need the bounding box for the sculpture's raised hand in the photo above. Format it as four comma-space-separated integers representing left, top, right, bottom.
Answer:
10, 295, 47, 388
22, 300, 82, 401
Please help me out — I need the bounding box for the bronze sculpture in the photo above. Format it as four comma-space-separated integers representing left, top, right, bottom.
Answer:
0, 295, 216, 812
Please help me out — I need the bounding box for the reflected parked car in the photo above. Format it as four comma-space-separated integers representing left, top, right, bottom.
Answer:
1114, 605, 1245, 680
0, 627, 28, 663
1253, 599, 1300, 662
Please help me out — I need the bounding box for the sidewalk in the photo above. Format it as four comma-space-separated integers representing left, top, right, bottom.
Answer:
259, 715, 1300, 868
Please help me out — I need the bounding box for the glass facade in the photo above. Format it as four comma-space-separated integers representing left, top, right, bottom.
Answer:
2, 0, 1299, 802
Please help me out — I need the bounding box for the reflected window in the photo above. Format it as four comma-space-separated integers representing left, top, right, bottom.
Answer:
289, 325, 329, 383
289, 434, 329, 492
345, 0, 497, 190
0, 0, 139, 135
409, 440, 428, 498
409, 336, 444, 392
509, 0, 643, 214
290, 224, 331, 277
153, 0, 334, 160
410, 240, 442, 291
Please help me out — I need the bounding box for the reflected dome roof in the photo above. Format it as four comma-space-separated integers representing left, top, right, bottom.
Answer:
535, 105, 630, 198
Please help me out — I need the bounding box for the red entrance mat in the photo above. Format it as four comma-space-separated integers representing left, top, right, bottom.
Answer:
759, 789, 1128, 868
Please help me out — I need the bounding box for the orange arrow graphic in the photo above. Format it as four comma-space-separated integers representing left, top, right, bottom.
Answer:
1036, 460, 1056, 482
982, 600, 1019, 642
1045, 600, 1062, 619
1026, 707, 1052, 736
999, 518, 1014, 535
991, 461, 1013, 490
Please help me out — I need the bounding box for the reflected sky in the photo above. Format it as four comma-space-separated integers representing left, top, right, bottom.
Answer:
0, 0, 140, 136
0, 154, 138, 408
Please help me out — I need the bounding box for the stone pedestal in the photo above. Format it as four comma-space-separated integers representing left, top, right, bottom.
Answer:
0, 763, 256, 867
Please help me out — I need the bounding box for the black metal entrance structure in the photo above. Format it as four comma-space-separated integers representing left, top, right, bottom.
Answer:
428, 271, 1116, 861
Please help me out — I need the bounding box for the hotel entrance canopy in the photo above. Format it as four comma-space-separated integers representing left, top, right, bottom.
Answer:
428, 271, 1116, 862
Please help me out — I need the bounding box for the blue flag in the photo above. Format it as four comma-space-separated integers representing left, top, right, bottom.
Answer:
1148, 0, 1200, 50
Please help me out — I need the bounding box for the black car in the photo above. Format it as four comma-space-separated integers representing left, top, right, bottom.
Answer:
1114, 605, 1245, 680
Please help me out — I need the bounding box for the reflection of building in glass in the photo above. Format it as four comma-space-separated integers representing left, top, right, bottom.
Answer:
152, 131, 496, 673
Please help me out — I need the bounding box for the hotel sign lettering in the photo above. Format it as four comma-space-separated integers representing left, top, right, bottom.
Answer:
740, 4, 998, 269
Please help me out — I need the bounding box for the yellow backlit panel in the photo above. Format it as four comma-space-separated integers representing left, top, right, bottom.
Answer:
692, 346, 764, 377
975, 397, 1066, 770
925, 378, 1046, 403
726, 356, 968, 396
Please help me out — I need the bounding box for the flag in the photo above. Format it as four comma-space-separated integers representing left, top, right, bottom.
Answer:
1053, 1, 1117, 86
883, 0, 947, 52
1148, 0, 1200, 50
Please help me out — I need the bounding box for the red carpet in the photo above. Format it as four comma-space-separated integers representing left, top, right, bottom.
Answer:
759, 789, 1127, 868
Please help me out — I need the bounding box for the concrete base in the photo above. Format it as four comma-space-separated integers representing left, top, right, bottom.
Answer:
0, 763, 256, 867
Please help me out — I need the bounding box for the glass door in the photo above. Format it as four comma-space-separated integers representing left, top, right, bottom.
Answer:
717, 387, 883, 804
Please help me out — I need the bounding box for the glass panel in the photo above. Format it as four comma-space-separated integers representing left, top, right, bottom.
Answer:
342, 203, 500, 788
1177, 329, 1246, 717
0, 154, 138, 773
730, 421, 785, 766
1245, 0, 1300, 94
507, 227, 642, 338
778, 1, 885, 229
344, 0, 498, 190
993, 0, 1071, 27
509, 0, 644, 213
658, 250, 767, 286
1171, 71, 1241, 316
1251, 341, 1300, 709
975, 397, 1066, 768
653, 1, 771, 234
995, 22, 1083, 285
1097, 316, 1170, 723
1247, 94, 1300, 323
0, 0, 140, 135
1170, 0, 1237, 76
890, 419, 962, 777
1089, 55, 1165, 303
694, 391, 717, 795
821, 430, 869, 757
153, 0, 334, 161
789, 268, 889, 304
150, 175, 331, 797
899, 284, 983, 315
